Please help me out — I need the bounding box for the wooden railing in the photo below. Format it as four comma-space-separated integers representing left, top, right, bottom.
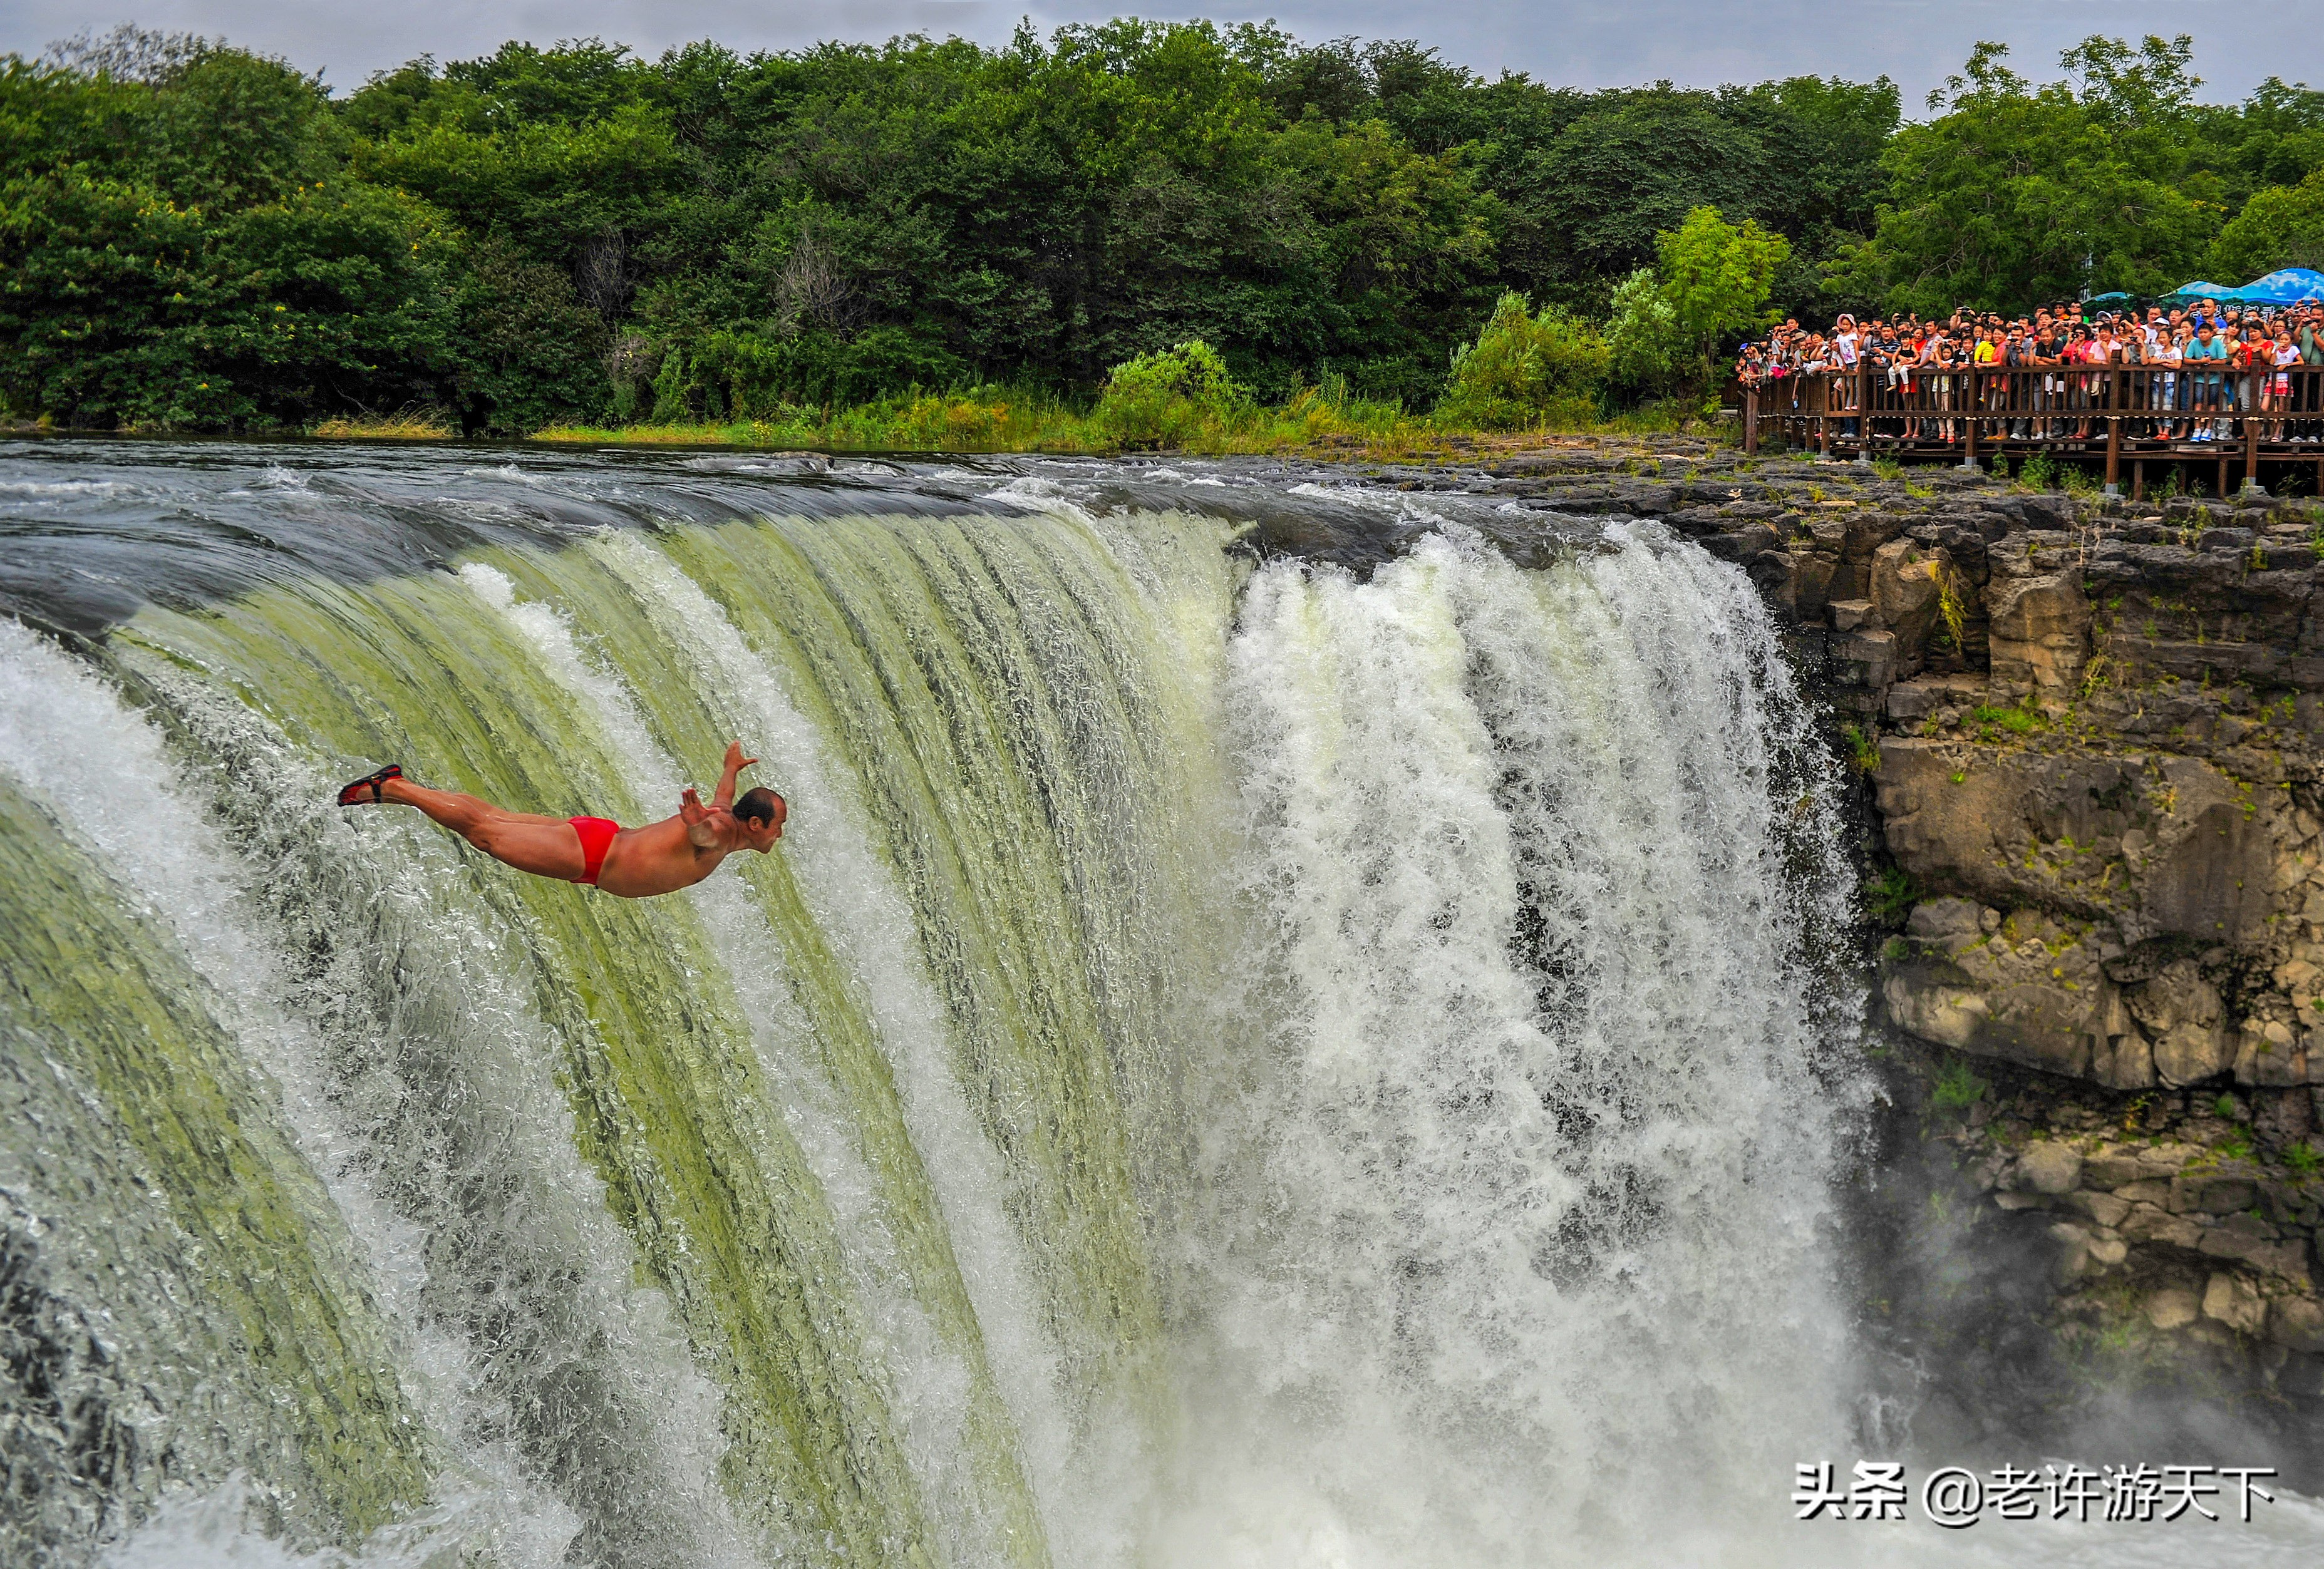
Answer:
1743, 363, 2324, 498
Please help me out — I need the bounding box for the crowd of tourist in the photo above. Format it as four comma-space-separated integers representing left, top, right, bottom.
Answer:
1738, 299, 2324, 444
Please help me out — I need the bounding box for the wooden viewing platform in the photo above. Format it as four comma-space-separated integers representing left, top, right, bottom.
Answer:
1744, 364, 2324, 500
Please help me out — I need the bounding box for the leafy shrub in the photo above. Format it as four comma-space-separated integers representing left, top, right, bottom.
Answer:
1970, 698, 2047, 736
679, 324, 966, 422
446, 234, 610, 433
1093, 339, 1251, 448
648, 347, 696, 424
1865, 866, 1919, 926
1931, 1057, 1990, 1119
1933, 564, 1967, 651
1433, 291, 1610, 430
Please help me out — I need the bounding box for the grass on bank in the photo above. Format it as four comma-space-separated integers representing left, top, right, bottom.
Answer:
522, 386, 1717, 457
307, 328, 1725, 456
308, 408, 456, 440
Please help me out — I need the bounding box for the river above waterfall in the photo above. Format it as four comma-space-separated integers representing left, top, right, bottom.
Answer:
3, 438, 2320, 1568
0, 437, 1624, 639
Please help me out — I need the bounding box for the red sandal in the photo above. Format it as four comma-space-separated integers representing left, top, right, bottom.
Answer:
336, 763, 403, 805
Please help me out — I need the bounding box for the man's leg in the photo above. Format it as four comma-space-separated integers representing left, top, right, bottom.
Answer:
379, 778, 587, 881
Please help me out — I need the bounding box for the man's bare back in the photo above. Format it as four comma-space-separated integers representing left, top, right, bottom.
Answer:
336, 741, 785, 898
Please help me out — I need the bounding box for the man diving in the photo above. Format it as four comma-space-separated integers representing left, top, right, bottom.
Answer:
334, 741, 785, 898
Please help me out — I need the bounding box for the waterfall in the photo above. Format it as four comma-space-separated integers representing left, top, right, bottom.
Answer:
1158, 525, 1860, 1565
0, 445, 2084, 1566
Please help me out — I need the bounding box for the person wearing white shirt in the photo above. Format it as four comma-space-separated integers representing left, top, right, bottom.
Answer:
1834, 315, 1861, 436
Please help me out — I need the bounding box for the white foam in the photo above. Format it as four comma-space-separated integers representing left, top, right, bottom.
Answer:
984, 475, 1071, 505
1285, 478, 1457, 527
0, 478, 124, 498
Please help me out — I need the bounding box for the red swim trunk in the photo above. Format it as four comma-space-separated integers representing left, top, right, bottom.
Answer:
568, 816, 621, 886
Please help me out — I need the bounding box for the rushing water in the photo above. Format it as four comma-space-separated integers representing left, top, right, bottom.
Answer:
1, 440, 2317, 1568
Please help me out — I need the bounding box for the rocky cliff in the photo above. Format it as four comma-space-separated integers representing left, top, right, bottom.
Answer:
1437, 438, 2324, 1463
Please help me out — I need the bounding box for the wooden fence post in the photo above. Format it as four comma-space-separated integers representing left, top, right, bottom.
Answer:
1744, 386, 1758, 455
1858, 359, 1872, 461
2244, 388, 2261, 496
2104, 366, 2121, 494
1962, 368, 1978, 469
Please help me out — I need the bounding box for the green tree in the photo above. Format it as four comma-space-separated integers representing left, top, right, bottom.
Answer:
0, 170, 460, 428
2200, 78, 2324, 203
445, 234, 609, 432
1832, 38, 2218, 313
0, 45, 473, 428
138, 46, 341, 209
1655, 205, 1789, 369
2212, 170, 2324, 277
50, 23, 2288, 432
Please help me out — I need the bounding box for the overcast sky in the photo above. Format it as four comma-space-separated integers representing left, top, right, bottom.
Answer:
0, 1, 2313, 111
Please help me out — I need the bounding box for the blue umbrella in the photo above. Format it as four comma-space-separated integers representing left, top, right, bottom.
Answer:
2233, 267, 2324, 304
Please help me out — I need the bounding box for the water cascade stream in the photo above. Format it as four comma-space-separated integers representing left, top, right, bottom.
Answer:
4, 444, 2321, 1568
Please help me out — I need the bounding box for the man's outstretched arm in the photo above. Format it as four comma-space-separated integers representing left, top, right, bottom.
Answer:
711, 740, 758, 810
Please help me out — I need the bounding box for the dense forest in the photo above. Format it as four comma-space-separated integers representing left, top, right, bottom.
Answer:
3, 23, 2323, 435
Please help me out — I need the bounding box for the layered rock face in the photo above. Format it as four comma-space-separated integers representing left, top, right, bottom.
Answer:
1636, 461, 2324, 1103
1652, 453, 2324, 1424
1983, 1121, 2321, 1357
